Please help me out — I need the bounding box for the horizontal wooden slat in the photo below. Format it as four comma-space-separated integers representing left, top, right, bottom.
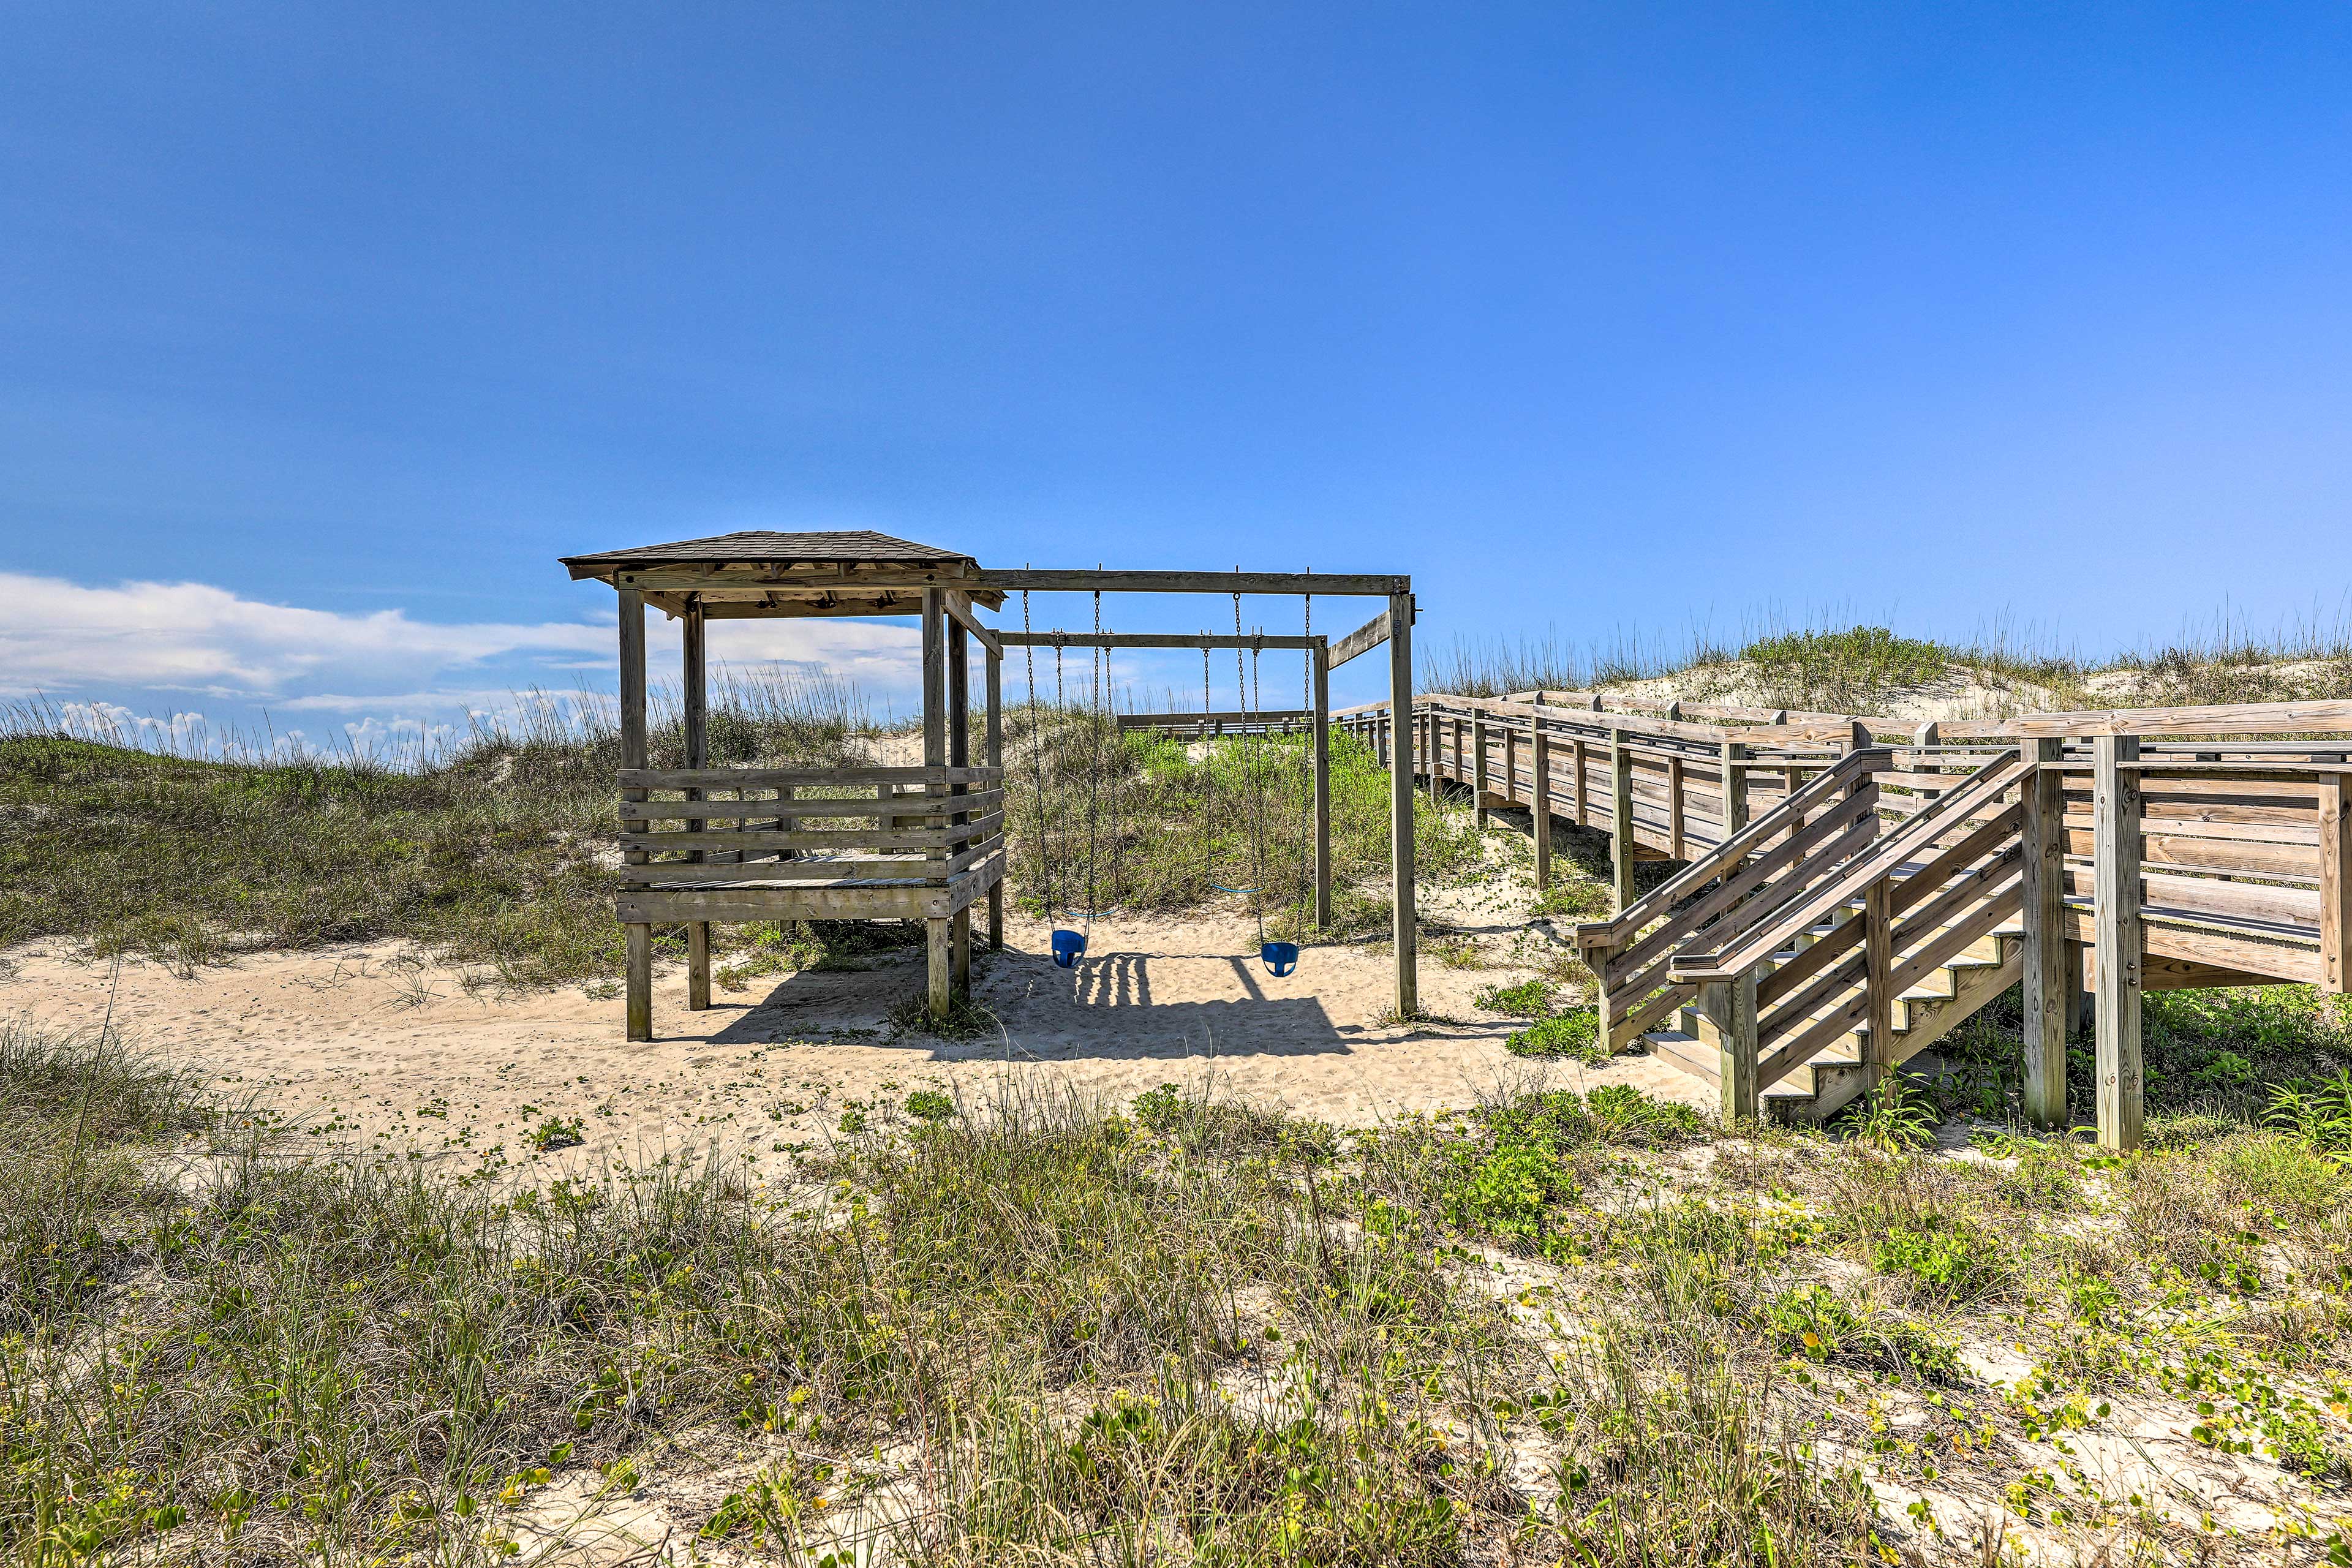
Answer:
619, 765, 999, 789
616, 851, 1006, 924
622, 814, 1004, 854
625, 834, 1004, 886
2062, 864, 2320, 928
620, 789, 1006, 823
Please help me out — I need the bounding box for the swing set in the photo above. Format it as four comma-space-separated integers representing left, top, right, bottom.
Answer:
564, 530, 1422, 1034
1014, 588, 1320, 976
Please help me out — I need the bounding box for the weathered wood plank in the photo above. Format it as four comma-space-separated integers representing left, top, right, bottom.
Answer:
2021, 739, 2068, 1129
2324, 777, 2350, 995
619, 765, 998, 789
1000, 631, 1319, 650
1329, 609, 1393, 669
2094, 734, 2144, 1152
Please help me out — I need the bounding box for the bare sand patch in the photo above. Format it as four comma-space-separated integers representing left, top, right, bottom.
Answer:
1, 907, 1705, 1180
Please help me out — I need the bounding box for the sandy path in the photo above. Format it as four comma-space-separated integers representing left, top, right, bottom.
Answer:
2, 903, 1708, 1182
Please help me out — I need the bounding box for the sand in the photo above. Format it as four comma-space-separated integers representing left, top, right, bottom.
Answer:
0, 900, 1709, 1180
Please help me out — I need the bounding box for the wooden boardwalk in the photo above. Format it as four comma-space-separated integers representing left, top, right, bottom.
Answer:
1333, 691, 2352, 1142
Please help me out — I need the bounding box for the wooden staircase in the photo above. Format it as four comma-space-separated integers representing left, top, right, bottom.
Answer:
1641, 904, 2024, 1121
1577, 746, 2037, 1123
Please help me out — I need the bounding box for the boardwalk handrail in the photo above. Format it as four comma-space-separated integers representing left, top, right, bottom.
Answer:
1671, 749, 2029, 982
1574, 748, 1883, 951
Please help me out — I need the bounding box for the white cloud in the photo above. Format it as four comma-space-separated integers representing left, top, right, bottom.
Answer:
0, 571, 928, 704
0, 572, 609, 698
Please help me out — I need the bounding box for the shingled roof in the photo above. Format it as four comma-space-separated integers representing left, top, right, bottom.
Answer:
560, 530, 974, 576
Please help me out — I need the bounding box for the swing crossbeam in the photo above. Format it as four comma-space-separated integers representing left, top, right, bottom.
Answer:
1000, 632, 1325, 651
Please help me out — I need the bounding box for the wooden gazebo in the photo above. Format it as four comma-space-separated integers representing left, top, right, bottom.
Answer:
563, 532, 1420, 1038
562, 530, 1011, 1040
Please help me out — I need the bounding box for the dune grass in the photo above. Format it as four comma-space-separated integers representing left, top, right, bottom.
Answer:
1001, 712, 1483, 940
1425, 607, 2352, 715
0, 1022, 1905, 1566
0, 684, 1476, 986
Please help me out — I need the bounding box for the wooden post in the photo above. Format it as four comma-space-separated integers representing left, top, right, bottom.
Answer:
1471, 715, 1488, 826
2321, 772, 2350, 995
1312, 644, 1332, 928
682, 595, 710, 1011
2093, 734, 2143, 1151
1531, 725, 1551, 889
986, 650, 1005, 949
948, 620, 971, 997
922, 589, 951, 1018
1667, 754, 1686, 860
1425, 710, 1439, 801
1388, 591, 1417, 1017
1863, 878, 1894, 1089
1572, 736, 1588, 826
1702, 974, 1758, 1122
1503, 724, 1517, 807
1608, 729, 1635, 911
2020, 736, 2069, 1128
2066, 937, 2089, 1040
619, 585, 652, 1042
1719, 740, 1748, 843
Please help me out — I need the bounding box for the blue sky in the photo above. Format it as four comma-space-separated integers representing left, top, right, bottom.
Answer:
6, 3, 2351, 751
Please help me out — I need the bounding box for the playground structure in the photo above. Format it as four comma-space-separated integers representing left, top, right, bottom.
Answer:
560, 532, 1420, 1037
1337, 690, 2352, 1151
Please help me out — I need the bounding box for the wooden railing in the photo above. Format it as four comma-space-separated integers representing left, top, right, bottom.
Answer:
617, 764, 1005, 886
1572, 749, 1888, 1054
1673, 750, 2030, 1115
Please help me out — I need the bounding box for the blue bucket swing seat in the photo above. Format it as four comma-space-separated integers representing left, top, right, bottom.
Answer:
1051, 927, 1088, 968
1261, 941, 1299, 977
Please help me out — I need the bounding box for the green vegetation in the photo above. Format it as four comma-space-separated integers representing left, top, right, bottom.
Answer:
0, 674, 872, 984
1473, 978, 1554, 1017
0, 688, 1483, 984
1504, 1009, 1605, 1063
1737, 625, 1952, 714
1425, 609, 2352, 715
21, 1012, 2352, 1560
1005, 713, 1483, 938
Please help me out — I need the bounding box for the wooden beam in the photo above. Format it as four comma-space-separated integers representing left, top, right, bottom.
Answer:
1943, 699, 2352, 740
1118, 709, 1310, 728
2323, 774, 2350, 995
1703, 974, 1758, 1121
1471, 714, 1489, 826
2020, 738, 2068, 1128
949, 619, 972, 997
1389, 591, 1417, 1017
943, 591, 1003, 658
986, 650, 1005, 951
1313, 643, 1332, 928
999, 631, 1321, 650
1720, 740, 1749, 839
1863, 880, 1894, 1090
923, 589, 949, 1019
2094, 734, 2144, 1151
1531, 726, 1551, 889
979, 568, 1407, 598
1610, 731, 1636, 911
1330, 609, 1393, 669
619, 585, 652, 1043
682, 595, 711, 1012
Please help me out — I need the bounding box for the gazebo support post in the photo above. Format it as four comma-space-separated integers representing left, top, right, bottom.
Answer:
949, 618, 972, 996
986, 646, 1005, 949
922, 589, 952, 1018
1387, 590, 1417, 1017
682, 594, 710, 1011
619, 585, 652, 1042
